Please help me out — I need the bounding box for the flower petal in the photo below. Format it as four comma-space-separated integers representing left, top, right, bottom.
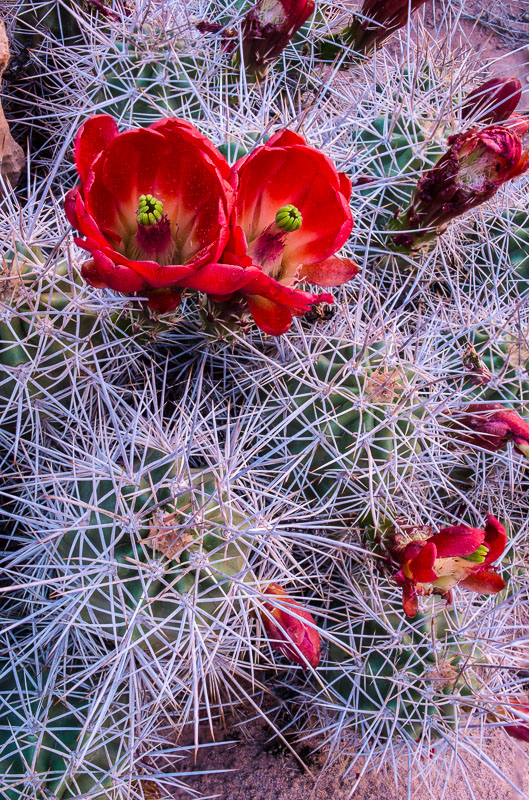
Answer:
300, 256, 359, 287
89, 250, 147, 293
408, 541, 438, 583
175, 262, 255, 294
146, 287, 183, 313
402, 583, 419, 618
64, 188, 81, 229
429, 526, 485, 558
74, 114, 119, 185
459, 569, 506, 594
246, 295, 296, 335
483, 515, 507, 566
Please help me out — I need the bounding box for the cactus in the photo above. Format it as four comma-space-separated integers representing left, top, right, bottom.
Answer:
323, 587, 483, 742
452, 326, 529, 408
56, 464, 252, 655
0, 248, 159, 443
0, 664, 130, 799
2, 0, 529, 796
256, 337, 423, 519
90, 40, 203, 125
467, 208, 529, 297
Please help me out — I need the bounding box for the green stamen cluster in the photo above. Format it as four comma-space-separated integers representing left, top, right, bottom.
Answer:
463, 544, 489, 563
137, 194, 164, 226
275, 204, 303, 232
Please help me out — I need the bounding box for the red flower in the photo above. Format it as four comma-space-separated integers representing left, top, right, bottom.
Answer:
462, 78, 522, 125
260, 582, 321, 668
64, 115, 234, 313
393, 515, 507, 618
209, 130, 357, 335
502, 699, 529, 743
240, 0, 315, 76
452, 403, 529, 460
392, 126, 529, 251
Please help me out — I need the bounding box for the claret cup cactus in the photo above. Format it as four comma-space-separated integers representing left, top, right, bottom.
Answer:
52, 450, 253, 656
3, 0, 529, 794
67, 115, 358, 334
257, 338, 422, 516
319, 570, 484, 744
0, 665, 132, 799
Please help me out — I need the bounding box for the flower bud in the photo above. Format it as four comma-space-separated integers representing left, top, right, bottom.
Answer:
462, 78, 522, 125
499, 699, 529, 742
462, 344, 492, 387
450, 403, 529, 460
260, 583, 321, 668
239, 0, 315, 77
328, 0, 431, 60
391, 126, 529, 252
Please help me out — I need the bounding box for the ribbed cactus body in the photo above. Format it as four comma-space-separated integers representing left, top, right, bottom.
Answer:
56, 453, 251, 652
0, 668, 122, 799
94, 42, 200, 123
471, 209, 529, 294
13, 0, 83, 47
263, 341, 421, 513
355, 116, 442, 219
324, 599, 479, 741
0, 255, 152, 427
458, 327, 529, 408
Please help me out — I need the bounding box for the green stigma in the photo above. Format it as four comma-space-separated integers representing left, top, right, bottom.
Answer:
463, 544, 489, 564
137, 194, 164, 226
275, 205, 303, 233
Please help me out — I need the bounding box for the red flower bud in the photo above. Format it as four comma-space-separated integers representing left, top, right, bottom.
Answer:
462, 78, 522, 125
240, 0, 315, 76
392, 126, 529, 252
260, 583, 321, 668
451, 403, 529, 460
344, 0, 430, 55
500, 699, 529, 742
392, 515, 507, 618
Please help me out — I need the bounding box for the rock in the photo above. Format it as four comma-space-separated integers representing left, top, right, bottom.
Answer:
0, 20, 25, 190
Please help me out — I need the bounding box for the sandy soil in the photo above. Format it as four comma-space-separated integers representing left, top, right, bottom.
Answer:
167, 711, 529, 800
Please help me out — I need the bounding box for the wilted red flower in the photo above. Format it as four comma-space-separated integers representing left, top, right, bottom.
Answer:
392, 126, 529, 252
239, 0, 315, 76
344, 0, 430, 55
462, 77, 522, 125
502, 699, 529, 742
260, 582, 321, 668
64, 115, 234, 313
451, 402, 529, 460
392, 515, 507, 618
214, 130, 358, 334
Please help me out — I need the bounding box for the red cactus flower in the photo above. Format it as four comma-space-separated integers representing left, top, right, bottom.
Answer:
393, 515, 507, 618
210, 130, 358, 335
502, 699, 529, 742
452, 403, 529, 460
64, 115, 234, 313
260, 582, 321, 668
240, 0, 315, 76
462, 77, 522, 125
392, 125, 529, 252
